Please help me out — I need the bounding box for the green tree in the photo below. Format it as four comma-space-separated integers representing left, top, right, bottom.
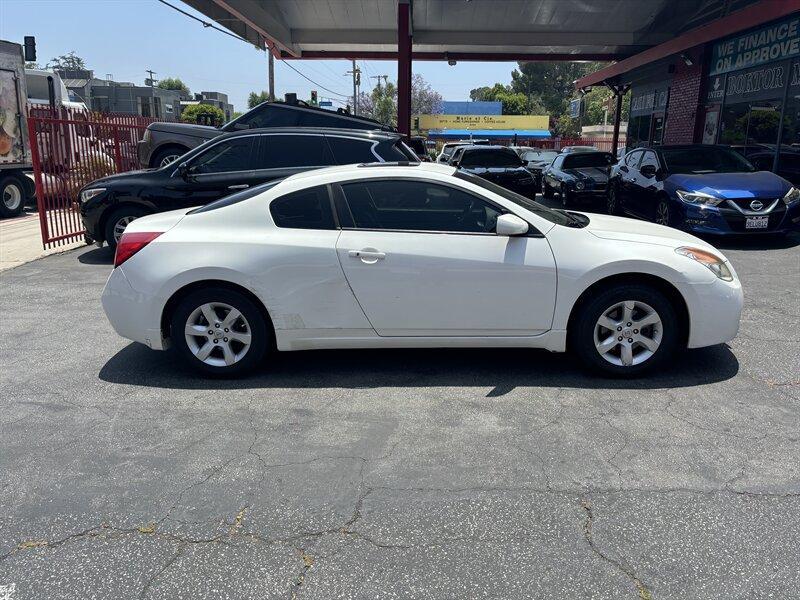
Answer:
180, 103, 225, 126
510, 61, 608, 118
46, 51, 86, 70
468, 83, 539, 115
157, 77, 190, 96
24, 61, 41, 69
248, 91, 270, 108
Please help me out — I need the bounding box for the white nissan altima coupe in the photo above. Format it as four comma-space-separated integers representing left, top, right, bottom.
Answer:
102, 162, 742, 377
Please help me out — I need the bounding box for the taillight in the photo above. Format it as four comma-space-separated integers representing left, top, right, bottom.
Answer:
114, 232, 162, 267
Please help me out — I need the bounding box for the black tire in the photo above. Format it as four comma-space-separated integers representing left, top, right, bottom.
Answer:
569, 284, 680, 378
170, 287, 270, 376
104, 206, 148, 249
542, 179, 553, 199
654, 198, 671, 226
151, 146, 187, 169
606, 182, 620, 215
0, 175, 27, 218
561, 184, 573, 207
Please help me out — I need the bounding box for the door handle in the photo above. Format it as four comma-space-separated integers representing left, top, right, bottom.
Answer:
348, 249, 386, 261
227, 184, 249, 190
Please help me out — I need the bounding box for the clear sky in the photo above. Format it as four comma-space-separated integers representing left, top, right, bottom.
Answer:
0, 0, 519, 113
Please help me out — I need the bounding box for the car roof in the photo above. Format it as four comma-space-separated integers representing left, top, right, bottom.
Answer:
283, 161, 456, 184
462, 145, 516, 151
225, 100, 394, 131
214, 127, 401, 141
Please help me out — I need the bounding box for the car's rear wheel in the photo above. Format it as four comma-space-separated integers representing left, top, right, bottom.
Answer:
0, 175, 26, 218
104, 206, 147, 249
151, 147, 186, 169
171, 287, 269, 376
570, 284, 679, 377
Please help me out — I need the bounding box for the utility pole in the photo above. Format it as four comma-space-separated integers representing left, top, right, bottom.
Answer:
371, 75, 389, 91
268, 51, 275, 101
145, 69, 157, 86
346, 60, 361, 115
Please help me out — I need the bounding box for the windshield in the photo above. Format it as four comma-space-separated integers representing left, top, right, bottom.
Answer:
524, 151, 558, 162
454, 171, 580, 227
661, 146, 755, 174
460, 149, 523, 168
562, 153, 615, 169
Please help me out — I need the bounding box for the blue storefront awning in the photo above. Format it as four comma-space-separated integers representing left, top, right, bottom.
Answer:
426, 129, 551, 139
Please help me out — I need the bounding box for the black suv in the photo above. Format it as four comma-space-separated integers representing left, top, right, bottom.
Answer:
83, 128, 417, 248
450, 146, 538, 197
138, 95, 394, 168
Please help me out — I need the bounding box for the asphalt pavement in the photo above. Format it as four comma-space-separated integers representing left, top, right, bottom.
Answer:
1, 208, 799, 599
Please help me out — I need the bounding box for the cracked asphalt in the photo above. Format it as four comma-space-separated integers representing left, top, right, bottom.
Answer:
0, 228, 798, 599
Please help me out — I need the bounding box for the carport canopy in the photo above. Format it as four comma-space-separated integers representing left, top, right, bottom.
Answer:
182, 0, 763, 135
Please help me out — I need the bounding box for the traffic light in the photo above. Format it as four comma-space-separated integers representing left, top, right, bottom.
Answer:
310, 90, 318, 106
23, 36, 36, 62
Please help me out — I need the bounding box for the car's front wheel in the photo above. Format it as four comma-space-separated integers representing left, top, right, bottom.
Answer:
561, 184, 573, 207
655, 198, 671, 226
542, 179, 553, 199
606, 182, 620, 215
171, 287, 269, 376
570, 284, 679, 377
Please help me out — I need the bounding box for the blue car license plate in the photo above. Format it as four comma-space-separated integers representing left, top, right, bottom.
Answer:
745, 216, 769, 229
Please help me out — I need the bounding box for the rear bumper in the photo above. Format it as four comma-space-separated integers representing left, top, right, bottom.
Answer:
102, 267, 166, 350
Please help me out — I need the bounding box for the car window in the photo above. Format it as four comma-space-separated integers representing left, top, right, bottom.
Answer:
260, 134, 333, 168
550, 155, 564, 169
228, 104, 300, 129
340, 179, 502, 233
189, 137, 255, 174
270, 185, 335, 230
460, 149, 523, 168
624, 150, 642, 167
327, 136, 378, 163
640, 151, 659, 170
660, 146, 755, 174
562, 153, 615, 169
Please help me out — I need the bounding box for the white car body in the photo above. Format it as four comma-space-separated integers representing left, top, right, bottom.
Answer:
102, 163, 742, 362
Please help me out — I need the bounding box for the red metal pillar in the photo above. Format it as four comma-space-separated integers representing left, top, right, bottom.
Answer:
611, 91, 623, 156
397, 0, 412, 137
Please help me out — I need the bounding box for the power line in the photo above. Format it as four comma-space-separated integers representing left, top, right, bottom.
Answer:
156, 0, 351, 99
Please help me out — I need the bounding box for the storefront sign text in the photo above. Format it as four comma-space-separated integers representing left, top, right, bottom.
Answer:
711, 16, 800, 76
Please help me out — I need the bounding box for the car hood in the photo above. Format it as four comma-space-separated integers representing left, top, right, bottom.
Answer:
582, 212, 721, 253
87, 168, 161, 187
147, 121, 220, 140
665, 171, 790, 198
564, 167, 610, 183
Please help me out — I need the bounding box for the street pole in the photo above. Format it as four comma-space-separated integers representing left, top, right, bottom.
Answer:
268, 52, 275, 101
352, 59, 358, 116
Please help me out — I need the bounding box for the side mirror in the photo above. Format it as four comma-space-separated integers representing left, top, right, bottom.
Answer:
496, 213, 529, 236
640, 164, 657, 178
177, 162, 190, 179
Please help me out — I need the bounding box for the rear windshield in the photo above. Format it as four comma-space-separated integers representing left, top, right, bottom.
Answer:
562, 153, 615, 169
661, 146, 755, 174
188, 179, 285, 214
460, 149, 523, 168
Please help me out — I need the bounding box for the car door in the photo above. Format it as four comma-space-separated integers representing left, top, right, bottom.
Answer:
618, 149, 643, 215
250, 133, 335, 184
631, 150, 661, 219
165, 135, 260, 207
333, 178, 557, 336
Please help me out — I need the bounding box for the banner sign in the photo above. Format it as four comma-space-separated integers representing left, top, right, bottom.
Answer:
417, 114, 549, 130
711, 15, 800, 76
569, 98, 582, 118
630, 85, 669, 117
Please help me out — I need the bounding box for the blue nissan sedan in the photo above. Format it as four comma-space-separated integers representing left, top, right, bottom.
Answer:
608, 144, 800, 235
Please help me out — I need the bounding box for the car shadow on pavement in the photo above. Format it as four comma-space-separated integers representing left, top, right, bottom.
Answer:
706, 232, 800, 251
99, 342, 739, 393
78, 246, 115, 264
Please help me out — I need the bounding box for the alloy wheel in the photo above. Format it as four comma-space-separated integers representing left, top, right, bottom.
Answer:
184, 302, 252, 367
113, 216, 138, 243
3, 183, 22, 211
593, 300, 662, 367
655, 202, 670, 226
159, 154, 181, 168
607, 186, 617, 214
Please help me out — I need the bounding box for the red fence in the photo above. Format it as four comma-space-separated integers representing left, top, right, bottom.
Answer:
27, 107, 162, 248
528, 137, 618, 152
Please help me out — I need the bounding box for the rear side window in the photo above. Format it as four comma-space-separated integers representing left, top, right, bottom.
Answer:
327, 137, 378, 164
232, 105, 299, 129
260, 134, 334, 168
270, 186, 335, 230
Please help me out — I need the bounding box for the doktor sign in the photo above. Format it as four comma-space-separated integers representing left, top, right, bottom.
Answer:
710, 15, 800, 76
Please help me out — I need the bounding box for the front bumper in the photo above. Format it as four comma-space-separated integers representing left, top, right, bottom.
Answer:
677, 200, 800, 235
102, 267, 166, 350
675, 273, 743, 348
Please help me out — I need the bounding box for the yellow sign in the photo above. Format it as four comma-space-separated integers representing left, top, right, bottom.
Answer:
417, 114, 549, 130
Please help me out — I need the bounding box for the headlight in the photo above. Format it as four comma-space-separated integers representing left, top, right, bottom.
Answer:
575, 181, 585, 190
676, 190, 723, 206
782, 186, 800, 205
80, 188, 106, 203
676, 246, 733, 281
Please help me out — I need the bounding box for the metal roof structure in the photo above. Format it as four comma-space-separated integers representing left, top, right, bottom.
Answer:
181, 0, 761, 61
